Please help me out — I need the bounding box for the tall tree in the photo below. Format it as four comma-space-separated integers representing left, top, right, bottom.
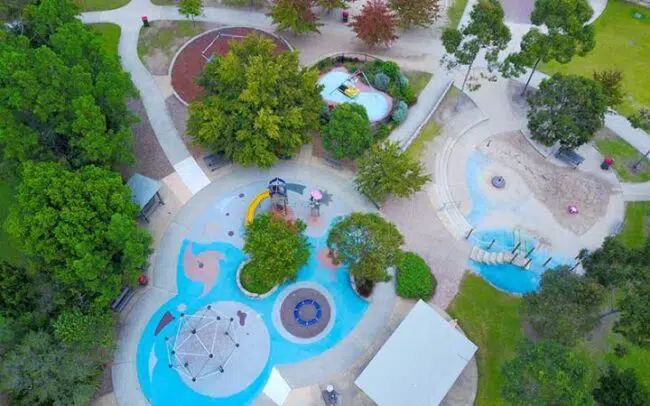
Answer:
0, 0, 31, 24
0, 262, 37, 321
523, 266, 604, 345
441, 0, 510, 94
178, 0, 203, 28
389, 0, 440, 29
355, 140, 431, 204
614, 266, 650, 348
315, 0, 348, 13
188, 34, 322, 168
22, 0, 78, 46
327, 212, 404, 284
6, 162, 152, 309
0, 331, 101, 405
501, 340, 595, 405
269, 0, 322, 34
628, 108, 650, 132
321, 103, 372, 160
350, 0, 398, 47
593, 364, 650, 406
500, 0, 595, 95
593, 70, 624, 107
527, 73, 607, 149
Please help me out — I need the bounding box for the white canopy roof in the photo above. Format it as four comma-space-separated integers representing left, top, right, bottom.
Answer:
355, 300, 477, 406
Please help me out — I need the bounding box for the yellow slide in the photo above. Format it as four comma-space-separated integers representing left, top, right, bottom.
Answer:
246, 191, 270, 225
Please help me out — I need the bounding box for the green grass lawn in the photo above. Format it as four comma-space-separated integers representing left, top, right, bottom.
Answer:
74, 0, 130, 12
138, 21, 206, 60
616, 201, 650, 248
88, 23, 121, 56
541, 1, 650, 116
447, 0, 469, 28
594, 131, 650, 182
404, 71, 433, 97
602, 333, 650, 391
405, 119, 441, 160
0, 182, 23, 265
448, 273, 524, 406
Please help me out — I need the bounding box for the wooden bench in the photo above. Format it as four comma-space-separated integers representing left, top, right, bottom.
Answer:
111, 287, 135, 313
324, 155, 343, 168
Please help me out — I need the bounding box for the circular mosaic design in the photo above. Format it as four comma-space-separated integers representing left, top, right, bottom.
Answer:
165, 301, 270, 398
273, 282, 335, 344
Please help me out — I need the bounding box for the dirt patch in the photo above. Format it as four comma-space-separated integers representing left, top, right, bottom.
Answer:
311, 135, 358, 172
433, 86, 476, 124
139, 21, 221, 75
478, 132, 613, 235
170, 27, 290, 103
126, 98, 174, 179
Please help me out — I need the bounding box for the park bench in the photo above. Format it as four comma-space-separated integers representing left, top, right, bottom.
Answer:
555, 148, 584, 168
111, 287, 135, 313
324, 155, 343, 168
203, 153, 228, 172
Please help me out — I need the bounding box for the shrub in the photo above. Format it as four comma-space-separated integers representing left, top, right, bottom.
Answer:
374, 72, 391, 90
396, 252, 436, 300
321, 103, 372, 159
243, 214, 310, 294
380, 60, 400, 79
399, 73, 409, 88
403, 85, 417, 106
375, 123, 390, 139
391, 100, 408, 124
316, 57, 333, 72
320, 102, 331, 125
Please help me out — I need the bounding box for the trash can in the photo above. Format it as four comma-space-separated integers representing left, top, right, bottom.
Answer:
601, 157, 614, 170
341, 11, 349, 23
142, 16, 149, 27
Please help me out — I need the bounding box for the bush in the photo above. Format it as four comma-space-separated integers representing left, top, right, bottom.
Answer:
379, 60, 400, 79
320, 102, 331, 125
321, 103, 372, 159
399, 73, 409, 88
243, 214, 310, 294
403, 86, 417, 106
375, 123, 390, 140
391, 100, 408, 124
374, 72, 391, 90
396, 252, 436, 300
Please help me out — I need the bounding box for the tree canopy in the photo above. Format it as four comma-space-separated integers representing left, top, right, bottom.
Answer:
6, 162, 152, 309
315, 0, 348, 12
501, 340, 595, 405
500, 0, 594, 94
321, 103, 372, 160
22, 0, 78, 46
523, 266, 604, 345
527, 73, 607, 149
614, 267, 650, 348
242, 213, 310, 293
327, 212, 403, 283
350, 0, 398, 47
179, 0, 204, 26
0, 21, 135, 171
593, 70, 624, 107
441, 0, 510, 92
188, 34, 322, 168
389, 0, 440, 29
592, 364, 650, 406
355, 140, 431, 204
269, 0, 322, 34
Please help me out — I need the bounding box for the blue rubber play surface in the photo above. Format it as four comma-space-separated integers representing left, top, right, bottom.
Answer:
136, 183, 368, 405
319, 70, 391, 122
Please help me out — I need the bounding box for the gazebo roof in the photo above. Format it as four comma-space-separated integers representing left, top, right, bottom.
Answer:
126, 173, 162, 210
355, 300, 477, 406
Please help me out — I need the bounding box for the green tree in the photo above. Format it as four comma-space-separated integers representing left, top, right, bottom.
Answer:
321, 103, 371, 160
389, 0, 440, 29
0, 0, 31, 24
327, 212, 404, 284
178, 0, 203, 28
500, 0, 594, 95
523, 266, 604, 345
628, 108, 650, 132
315, 0, 348, 12
0, 25, 135, 171
269, 0, 322, 34
441, 0, 510, 94
527, 74, 607, 149
501, 340, 595, 405
614, 267, 650, 348
54, 309, 115, 352
350, 0, 398, 47
396, 252, 436, 300
188, 34, 322, 168
22, 0, 78, 46
355, 140, 431, 204
242, 213, 310, 294
0, 262, 37, 321
593, 70, 624, 107
0, 331, 100, 405
593, 364, 650, 406
6, 162, 152, 309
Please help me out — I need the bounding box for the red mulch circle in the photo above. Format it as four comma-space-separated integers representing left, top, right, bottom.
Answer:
171, 27, 291, 104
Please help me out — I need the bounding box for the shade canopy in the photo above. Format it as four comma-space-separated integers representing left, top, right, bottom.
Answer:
355, 300, 477, 406
127, 173, 162, 210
